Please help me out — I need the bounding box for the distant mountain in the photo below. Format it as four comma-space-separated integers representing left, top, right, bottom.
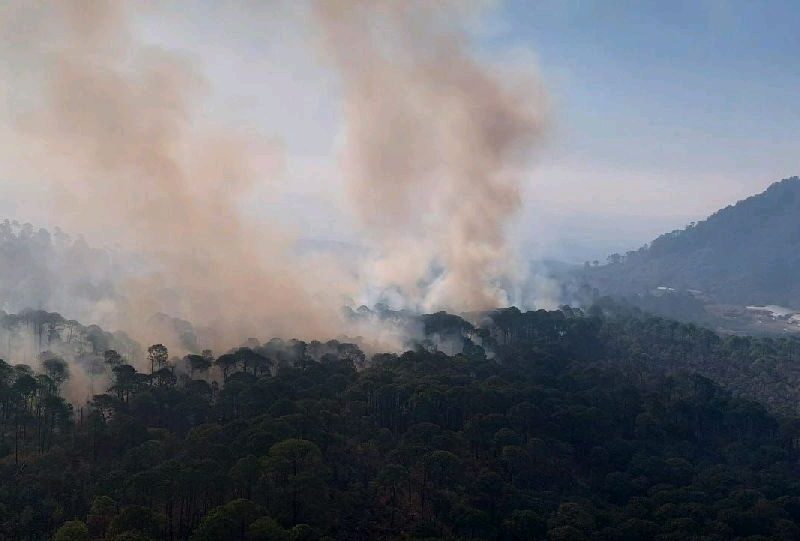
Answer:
583, 176, 800, 308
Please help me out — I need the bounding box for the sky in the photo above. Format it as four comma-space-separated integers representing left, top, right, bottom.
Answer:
495, 0, 800, 260
2, 0, 798, 264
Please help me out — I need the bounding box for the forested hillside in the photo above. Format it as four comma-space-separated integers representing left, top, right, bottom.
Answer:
0, 220, 126, 325
6, 308, 800, 540
583, 176, 800, 307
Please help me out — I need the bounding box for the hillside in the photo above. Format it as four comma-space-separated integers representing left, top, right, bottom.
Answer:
6, 307, 800, 540
583, 176, 800, 308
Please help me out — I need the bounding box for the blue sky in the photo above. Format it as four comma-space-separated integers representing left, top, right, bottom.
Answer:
487, 1, 799, 259
499, 0, 799, 172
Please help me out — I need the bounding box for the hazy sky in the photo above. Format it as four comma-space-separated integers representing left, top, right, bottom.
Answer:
2, 1, 798, 263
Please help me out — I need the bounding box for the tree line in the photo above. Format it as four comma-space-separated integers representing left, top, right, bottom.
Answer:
3, 307, 800, 539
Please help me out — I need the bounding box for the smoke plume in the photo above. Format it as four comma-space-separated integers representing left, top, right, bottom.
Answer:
316, 0, 546, 311
0, 0, 351, 352
0, 0, 547, 356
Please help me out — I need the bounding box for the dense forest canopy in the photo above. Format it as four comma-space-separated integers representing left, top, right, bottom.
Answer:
583, 177, 800, 308
1, 184, 799, 541
5, 306, 800, 540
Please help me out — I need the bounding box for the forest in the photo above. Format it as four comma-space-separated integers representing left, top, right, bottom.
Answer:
0, 220, 126, 326
4, 307, 800, 540
1, 1, 797, 539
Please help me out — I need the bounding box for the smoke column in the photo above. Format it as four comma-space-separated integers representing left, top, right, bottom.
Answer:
0, 0, 547, 355
316, 0, 546, 312
0, 0, 350, 351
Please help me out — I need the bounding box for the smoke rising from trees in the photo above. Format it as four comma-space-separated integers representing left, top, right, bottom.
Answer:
0, 0, 351, 350
0, 0, 546, 353
316, 0, 546, 311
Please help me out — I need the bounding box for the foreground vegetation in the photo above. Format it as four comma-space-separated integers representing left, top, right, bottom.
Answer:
4, 308, 800, 540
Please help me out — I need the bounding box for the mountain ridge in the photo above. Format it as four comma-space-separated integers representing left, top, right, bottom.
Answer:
584, 176, 800, 308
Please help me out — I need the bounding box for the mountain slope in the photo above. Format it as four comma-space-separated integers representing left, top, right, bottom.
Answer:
584, 176, 800, 307
7, 307, 800, 540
